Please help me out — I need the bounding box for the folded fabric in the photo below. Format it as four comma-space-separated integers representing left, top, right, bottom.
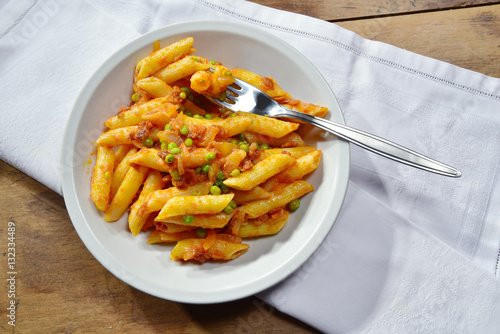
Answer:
1, 0, 500, 333
260, 182, 500, 333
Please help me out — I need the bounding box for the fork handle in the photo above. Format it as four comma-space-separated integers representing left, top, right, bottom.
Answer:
278, 108, 461, 177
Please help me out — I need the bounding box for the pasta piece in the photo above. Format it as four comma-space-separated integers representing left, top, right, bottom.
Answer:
212, 142, 239, 157
261, 146, 316, 159
129, 148, 170, 172
113, 145, 132, 167
154, 55, 211, 84
156, 212, 233, 229
140, 182, 212, 214
262, 150, 321, 191
136, 77, 174, 98
231, 186, 272, 204
109, 147, 139, 199
171, 236, 249, 262
221, 149, 247, 176
156, 194, 234, 219
104, 98, 169, 129
242, 112, 299, 138
105, 165, 149, 222
172, 112, 252, 140
240, 180, 314, 218
90, 146, 115, 212
155, 222, 196, 233
244, 131, 305, 148
148, 230, 198, 243
223, 153, 295, 191
238, 212, 289, 238
129, 170, 166, 236
96, 126, 138, 147
135, 37, 195, 80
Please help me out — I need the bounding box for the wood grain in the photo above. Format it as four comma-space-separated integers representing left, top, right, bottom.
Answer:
248, 0, 497, 20
337, 5, 500, 78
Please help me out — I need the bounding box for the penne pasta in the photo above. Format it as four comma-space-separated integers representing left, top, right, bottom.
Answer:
238, 212, 289, 238
170, 236, 249, 262
128, 169, 166, 236
90, 145, 115, 212
155, 212, 233, 229
223, 153, 295, 191
96, 126, 138, 147
240, 180, 314, 218
140, 182, 212, 214
105, 165, 149, 222
136, 37, 195, 80
156, 194, 234, 219
109, 147, 139, 199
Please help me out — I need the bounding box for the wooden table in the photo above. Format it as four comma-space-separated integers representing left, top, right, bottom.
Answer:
1, 1, 498, 333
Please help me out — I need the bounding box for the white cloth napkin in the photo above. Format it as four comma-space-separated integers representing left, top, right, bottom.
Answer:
2, 0, 500, 332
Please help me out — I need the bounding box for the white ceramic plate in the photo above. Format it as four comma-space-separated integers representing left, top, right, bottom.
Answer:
61, 20, 349, 304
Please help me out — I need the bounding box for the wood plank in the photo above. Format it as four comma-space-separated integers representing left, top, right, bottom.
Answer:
248, 0, 497, 21
0, 160, 318, 333
337, 4, 500, 78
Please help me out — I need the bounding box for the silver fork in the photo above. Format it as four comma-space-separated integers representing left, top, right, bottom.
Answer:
207, 77, 461, 178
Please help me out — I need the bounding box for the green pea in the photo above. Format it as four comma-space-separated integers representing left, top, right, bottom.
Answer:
180, 87, 191, 95
143, 138, 154, 147
180, 125, 189, 136
204, 114, 213, 120
185, 138, 193, 147
229, 200, 237, 209
223, 205, 233, 214
214, 117, 221, 120
237, 133, 246, 143
165, 154, 175, 164
168, 142, 178, 150
195, 166, 202, 174
179, 91, 187, 99
192, 57, 200, 62
171, 169, 181, 180
230, 113, 237, 118
196, 227, 207, 238
131, 93, 140, 102
202, 164, 211, 174
209, 60, 216, 65
216, 170, 225, 180
183, 215, 194, 224
160, 142, 168, 150
214, 179, 223, 188
230, 139, 239, 145
170, 147, 181, 155
230, 169, 240, 177
165, 124, 173, 131
224, 71, 232, 77
193, 114, 204, 119
210, 185, 221, 195
260, 143, 270, 150
104, 171, 111, 179
187, 94, 194, 102
220, 184, 230, 194
288, 199, 300, 211
218, 90, 227, 102
205, 152, 216, 161
184, 110, 193, 117
239, 144, 250, 153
